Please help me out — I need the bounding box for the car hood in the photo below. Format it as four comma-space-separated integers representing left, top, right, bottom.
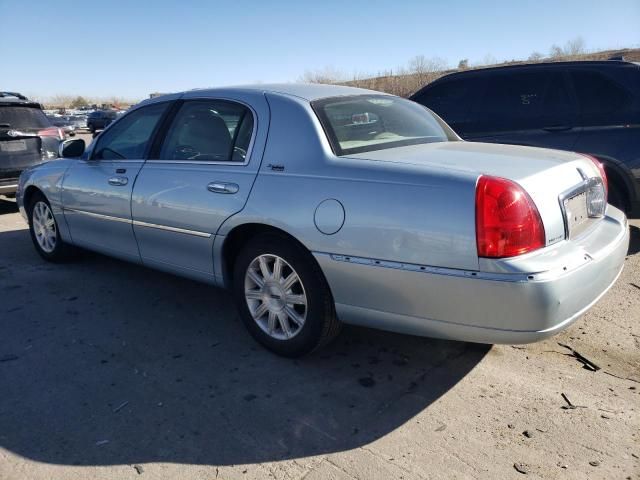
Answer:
345, 140, 586, 182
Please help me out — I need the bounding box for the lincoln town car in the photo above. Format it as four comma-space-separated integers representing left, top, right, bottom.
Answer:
17, 84, 629, 356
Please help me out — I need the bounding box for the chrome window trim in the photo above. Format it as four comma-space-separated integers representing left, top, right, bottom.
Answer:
63, 208, 212, 238
148, 97, 258, 167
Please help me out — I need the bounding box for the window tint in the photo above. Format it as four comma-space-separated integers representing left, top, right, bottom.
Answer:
413, 76, 485, 125
477, 69, 575, 132
158, 100, 254, 162
313, 95, 453, 156
570, 69, 633, 124
92, 102, 168, 160
0, 106, 50, 129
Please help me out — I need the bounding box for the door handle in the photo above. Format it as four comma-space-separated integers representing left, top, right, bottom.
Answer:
207, 182, 239, 194
542, 125, 573, 132
108, 176, 129, 186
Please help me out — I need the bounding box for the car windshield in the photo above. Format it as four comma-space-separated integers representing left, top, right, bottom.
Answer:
0, 106, 51, 130
312, 95, 455, 156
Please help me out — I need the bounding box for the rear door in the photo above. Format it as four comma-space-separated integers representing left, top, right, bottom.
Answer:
570, 65, 640, 156
131, 92, 268, 280
470, 67, 580, 150
61, 101, 172, 261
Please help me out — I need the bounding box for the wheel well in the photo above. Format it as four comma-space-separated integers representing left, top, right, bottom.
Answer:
602, 164, 631, 212
221, 223, 313, 289
22, 185, 44, 212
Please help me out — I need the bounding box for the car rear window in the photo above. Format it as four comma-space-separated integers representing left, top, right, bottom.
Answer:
0, 105, 51, 130
312, 95, 453, 156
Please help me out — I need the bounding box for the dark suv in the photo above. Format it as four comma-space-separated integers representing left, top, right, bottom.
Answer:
87, 110, 118, 133
411, 60, 640, 212
1, 92, 63, 197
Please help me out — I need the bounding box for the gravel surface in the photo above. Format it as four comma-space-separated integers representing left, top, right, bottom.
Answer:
0, 196, 638, 480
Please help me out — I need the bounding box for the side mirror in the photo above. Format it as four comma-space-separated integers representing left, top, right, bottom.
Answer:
58, 138, 85, 158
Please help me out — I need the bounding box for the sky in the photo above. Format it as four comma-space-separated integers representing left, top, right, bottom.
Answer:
2, 0, 639, 101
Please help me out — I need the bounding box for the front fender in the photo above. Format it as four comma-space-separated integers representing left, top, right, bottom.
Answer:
18, 160, 75, 240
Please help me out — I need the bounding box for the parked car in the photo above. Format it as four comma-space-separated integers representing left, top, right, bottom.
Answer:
1, 92, 64, 197
46, 115, 76, 137
410, 59, 640, 213
86, 110, 117, 133
17, 85, 628, 356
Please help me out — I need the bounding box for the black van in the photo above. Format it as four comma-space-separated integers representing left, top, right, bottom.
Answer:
411, 60, 640, 212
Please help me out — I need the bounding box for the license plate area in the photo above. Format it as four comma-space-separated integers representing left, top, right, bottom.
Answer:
0, 140, 27, 152
564, 192, 590, 238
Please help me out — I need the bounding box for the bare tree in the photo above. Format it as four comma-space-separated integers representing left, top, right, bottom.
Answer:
565, 36, 586, 56
549, 37, 586, 58
528, 51, 544, 61
299, 66, 345, 84
457, 59, 469, 70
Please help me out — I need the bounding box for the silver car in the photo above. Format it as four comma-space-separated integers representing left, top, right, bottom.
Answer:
17, 84, 629, 357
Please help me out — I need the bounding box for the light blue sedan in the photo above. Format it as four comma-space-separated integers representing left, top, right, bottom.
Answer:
17, 84, 629, 356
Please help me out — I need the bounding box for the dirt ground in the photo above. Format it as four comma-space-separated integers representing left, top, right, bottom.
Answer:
0, 194, 638, 480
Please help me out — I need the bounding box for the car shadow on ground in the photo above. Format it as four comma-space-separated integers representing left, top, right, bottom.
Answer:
0, 228, 489, 467
0, 197, 18, 215
628, 225, 640, 256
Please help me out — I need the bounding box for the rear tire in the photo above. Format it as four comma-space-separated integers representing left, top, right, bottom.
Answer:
607, 183, 628, 213
232, 233, 341, 357
27, 192, 75, 262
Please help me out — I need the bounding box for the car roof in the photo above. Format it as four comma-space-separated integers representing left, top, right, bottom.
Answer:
151, 83, 387, 103
435, 59, 637, 80
410, 59, 640, 99
0, 98, 42, 108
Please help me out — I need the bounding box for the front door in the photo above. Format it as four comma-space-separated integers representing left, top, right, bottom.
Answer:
61, 101, 171, 261
132, 94, 268, 280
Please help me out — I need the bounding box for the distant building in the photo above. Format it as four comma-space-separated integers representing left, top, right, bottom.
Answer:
149, 92, 168, 98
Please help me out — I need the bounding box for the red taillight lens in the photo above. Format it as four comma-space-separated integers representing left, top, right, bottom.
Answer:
582, 154, 608, 196
38, 127, 64, 140
476, 175, 545, 258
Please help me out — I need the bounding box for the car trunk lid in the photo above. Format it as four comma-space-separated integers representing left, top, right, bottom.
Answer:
347, 141, 606, 248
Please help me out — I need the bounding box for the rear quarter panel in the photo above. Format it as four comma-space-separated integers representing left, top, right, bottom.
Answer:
219, 93, 480, 272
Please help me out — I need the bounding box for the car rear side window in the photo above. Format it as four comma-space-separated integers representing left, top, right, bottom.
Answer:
313, 95, 453, 156
157, 100, 254, 162
570, 69, 634, 125
92, 102, 169, 160
476, 69, 575, 132
0, 106, 51, 130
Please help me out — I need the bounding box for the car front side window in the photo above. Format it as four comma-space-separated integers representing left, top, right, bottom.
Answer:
157, 100, 254, 162
91, 103, 169, 160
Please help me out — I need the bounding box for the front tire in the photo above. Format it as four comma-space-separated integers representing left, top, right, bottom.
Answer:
232, 233, 341, 357
28, 193, 74, 262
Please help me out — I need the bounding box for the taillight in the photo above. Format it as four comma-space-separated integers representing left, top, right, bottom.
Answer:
582, 154, 608, 196
475, 175, 545, 258
38, 127, 64, 140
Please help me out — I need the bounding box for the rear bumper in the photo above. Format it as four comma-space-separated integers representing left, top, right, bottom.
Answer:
315, 207, 629, 344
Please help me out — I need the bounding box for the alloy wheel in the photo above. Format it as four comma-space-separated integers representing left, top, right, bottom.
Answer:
244, 254, 307, 340
32, 201, 57, 253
